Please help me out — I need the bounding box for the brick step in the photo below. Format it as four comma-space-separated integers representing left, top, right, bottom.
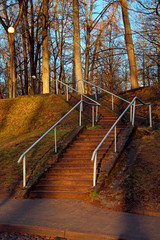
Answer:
34, 184, 90, 192
76, 135, 114, 140
99, 120, 125, 125
62, 151, 112, 159
98, 117, 117, 121
49, 167, 94, 174
70, 140, 113, 146
68, 141, 112, 147
66, 147, 112, 152
82, 129, 122, 135
44, 173, 93, 179
30, 190, 86, 199
65, 148, 111, 154
38, 178, 92, 185
98, 115, 117, 119
52, 162, 94, 168
58, 158, 92, 163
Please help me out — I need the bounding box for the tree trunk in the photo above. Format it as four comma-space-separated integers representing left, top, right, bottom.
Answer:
84, 0, 93, 91
22, 17, 28, 95
8, 33, 16, 98
42, 0, 50, 94
72, 0, 83, 93
120, 0, 139, 89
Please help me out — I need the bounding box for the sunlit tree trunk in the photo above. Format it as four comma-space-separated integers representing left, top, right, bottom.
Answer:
84, 0, 93, 91
8, 33, 16, 98
42, 0, 50, 94
72, 0, 83, 93
120, 0, 139, 89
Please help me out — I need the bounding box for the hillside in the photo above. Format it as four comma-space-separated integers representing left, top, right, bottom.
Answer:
88, 85, 160, 215
0, 94, 82, 198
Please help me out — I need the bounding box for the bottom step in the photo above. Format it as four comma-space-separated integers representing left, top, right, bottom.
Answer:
30, 190, 87, 199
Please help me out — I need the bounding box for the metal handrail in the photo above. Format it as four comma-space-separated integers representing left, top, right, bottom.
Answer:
54, 77, 101, 107
81, 79, 131, 106
18, 94, 100, 188
18, 100, 81, 187
91, 96, 152, 187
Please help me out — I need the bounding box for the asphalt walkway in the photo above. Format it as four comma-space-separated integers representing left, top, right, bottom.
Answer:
0, 198, 160, 240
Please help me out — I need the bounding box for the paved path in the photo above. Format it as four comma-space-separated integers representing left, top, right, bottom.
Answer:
0, 198, 160, 240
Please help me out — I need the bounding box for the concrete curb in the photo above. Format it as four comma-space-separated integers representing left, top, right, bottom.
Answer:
127, 209, 160, 218
0, 223, 131, 240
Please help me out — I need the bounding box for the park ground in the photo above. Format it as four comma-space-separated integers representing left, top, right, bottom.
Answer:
0, 85, 160, 216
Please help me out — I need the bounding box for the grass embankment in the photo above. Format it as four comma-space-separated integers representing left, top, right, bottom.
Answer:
89, 85, 160, 214
0, 94, 83, 198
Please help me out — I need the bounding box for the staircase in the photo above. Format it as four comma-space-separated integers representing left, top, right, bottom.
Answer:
29, 101, 127, 199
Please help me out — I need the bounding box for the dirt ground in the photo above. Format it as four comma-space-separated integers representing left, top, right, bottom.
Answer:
87, 127, 160, 215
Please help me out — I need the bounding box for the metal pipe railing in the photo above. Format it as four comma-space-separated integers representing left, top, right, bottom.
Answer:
80, 79, 131, 108
91, 96, 152, 187
55, 78, 101, 107
18, 100, 81, 187
18, 97, 100, 188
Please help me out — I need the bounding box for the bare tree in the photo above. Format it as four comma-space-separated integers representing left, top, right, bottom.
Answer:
120, 0, 139, 89
72, 0, 84, 93
42, 0, 50, 94
0, 0, 24, 98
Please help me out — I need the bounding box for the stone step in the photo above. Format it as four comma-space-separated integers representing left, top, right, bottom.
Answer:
30, 190, 86, 199
34, 184, 90, 192
62, 151, 112, 159
65, 148, 113, 154
52, 162, 93, 168
58, 158, 92, 163
82, 129, 122, 135
37, 178, 92, 185
45, 173, 93, 179
72, 141, 113, 146
49, 167, 94, 174
70, 140, 113, 146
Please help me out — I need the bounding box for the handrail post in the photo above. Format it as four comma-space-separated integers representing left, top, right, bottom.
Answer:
81, 95, 83, 112
95, 88, 97, 100
96, 105, 98, 122
130, 105, 133, 122
92, 105, 94, 127
54, 127, 57, 152
56, 79, 58, 95
149, 104, 152, 128
93, 152, 97, 187
23, 156, 26, 188
79, 101, 82, 126
114, 126, 117, 152
132, 100, 136, 126
112, 95, 114, 111
66, 85, 69, 101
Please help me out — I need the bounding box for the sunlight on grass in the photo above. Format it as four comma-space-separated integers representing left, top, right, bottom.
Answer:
0, 94, 89, 197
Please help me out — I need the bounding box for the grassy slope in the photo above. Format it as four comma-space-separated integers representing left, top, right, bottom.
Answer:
0, 94, 82, 197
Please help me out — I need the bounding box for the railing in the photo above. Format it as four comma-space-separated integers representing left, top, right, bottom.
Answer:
54, 78, 100, 106
54, 78, 130, 111
77, 79, 130, 110
91, 96, 152, 187
18, 77, 152, 188
18, 94, 100, 188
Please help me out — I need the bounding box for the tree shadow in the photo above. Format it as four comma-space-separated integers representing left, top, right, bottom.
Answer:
117, 144, 149, 240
